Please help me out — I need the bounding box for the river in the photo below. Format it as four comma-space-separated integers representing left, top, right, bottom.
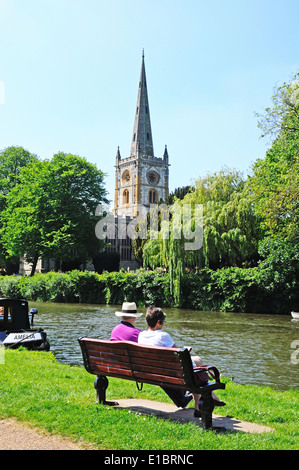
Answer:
31, 302, 299, 391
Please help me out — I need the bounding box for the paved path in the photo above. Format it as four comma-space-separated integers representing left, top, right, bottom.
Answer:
0, 419, 83, 450
115, 399, 274, 434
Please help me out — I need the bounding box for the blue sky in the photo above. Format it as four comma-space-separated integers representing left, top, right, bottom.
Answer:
0, 0, 298, 205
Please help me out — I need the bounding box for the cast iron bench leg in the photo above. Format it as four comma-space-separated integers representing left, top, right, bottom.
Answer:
94, 375, 119, 406
198, 392, 214, 430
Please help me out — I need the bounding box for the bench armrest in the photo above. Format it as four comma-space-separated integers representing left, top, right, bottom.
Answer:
179, 348, 225, 393
194, 365, 221, 383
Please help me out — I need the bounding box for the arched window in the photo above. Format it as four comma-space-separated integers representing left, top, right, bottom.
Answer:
149, 189, 158, 204
123, 189, 129, 205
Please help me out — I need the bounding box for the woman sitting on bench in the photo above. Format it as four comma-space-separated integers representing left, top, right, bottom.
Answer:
138, 306, 225, 417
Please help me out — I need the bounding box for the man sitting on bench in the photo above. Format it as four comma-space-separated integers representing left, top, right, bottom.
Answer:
110, 302, 143, 342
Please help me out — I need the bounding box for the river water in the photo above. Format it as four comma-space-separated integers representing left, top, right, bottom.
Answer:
31, 302, 299, 391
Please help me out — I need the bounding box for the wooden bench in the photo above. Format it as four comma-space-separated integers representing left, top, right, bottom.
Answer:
78, 337, 226, 430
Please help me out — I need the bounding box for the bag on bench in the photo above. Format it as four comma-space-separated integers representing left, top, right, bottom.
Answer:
193, 365, 220, 387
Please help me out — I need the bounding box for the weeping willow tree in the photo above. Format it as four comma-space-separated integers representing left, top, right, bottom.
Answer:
167, 235, 184, 307
183, 169, 260, 269
142, 169, 260, 306
143, 203, 185, 307
143, 232, 184, 307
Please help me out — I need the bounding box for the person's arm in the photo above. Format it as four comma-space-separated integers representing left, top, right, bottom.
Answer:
162, 332, 176, 348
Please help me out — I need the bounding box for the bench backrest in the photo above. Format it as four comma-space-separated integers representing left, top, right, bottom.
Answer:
78, 338, 195, 391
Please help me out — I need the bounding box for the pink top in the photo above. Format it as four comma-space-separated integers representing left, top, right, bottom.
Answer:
110, 321, 141, 343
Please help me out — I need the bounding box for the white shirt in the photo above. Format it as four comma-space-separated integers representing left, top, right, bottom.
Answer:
138, 329, 175, 348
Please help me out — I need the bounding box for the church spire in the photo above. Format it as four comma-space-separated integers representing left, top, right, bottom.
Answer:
130, 50, 154, 157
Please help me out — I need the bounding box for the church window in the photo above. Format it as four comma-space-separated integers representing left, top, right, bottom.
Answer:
147, 132, 150, 140
123, 189, 129, 205
146, 106, 148, 114
149, 189, 158, 204
147, 172, 158, 184
133, 133, 136, 141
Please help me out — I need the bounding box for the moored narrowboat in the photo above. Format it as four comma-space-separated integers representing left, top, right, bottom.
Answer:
0, 298, 50, 351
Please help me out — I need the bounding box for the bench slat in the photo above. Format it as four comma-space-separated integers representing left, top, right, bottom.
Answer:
88, 355, 185, 379
85, 343, 182, 363
88, 363, 186, 387
80, 338, 187, 386
82, 338, 181, 353
86, 351, 182, 372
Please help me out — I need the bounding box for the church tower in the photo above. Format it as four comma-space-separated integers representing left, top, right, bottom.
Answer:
114, 50, 169, 218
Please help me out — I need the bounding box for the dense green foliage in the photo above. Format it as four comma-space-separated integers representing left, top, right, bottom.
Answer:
0, 146, 39, 273
183, 169, 260, 269
164, 185, 194, 205
250, 136, 299, 243
0, 349, 298, 450
0, 146, 38, 208
0, 148, 107, 275
141, 170, 261, 306
251, 74, 299, 245
0, 270, 170, 307
0, 267, 297, 314
139, 170, 260, 272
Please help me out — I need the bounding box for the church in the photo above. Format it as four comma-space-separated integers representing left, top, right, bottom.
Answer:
108, 50, 170, 269
20, 51, 169, 274
114, 50, 169, 218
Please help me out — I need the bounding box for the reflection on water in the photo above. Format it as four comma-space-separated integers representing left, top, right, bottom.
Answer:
32, 302, 299, 391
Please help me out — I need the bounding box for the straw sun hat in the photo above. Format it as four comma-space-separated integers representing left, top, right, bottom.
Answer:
115, 302, 143, 318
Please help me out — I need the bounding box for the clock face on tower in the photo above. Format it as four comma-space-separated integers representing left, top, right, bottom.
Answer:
147, 171, 159, 185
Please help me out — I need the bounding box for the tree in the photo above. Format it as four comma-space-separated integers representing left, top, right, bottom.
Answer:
164, 185, 194, 205
0, 146, 39, 272
1, 153, 108, 275
182, 169, 260, 269
251, 73, 299, 310
141, 169, 260, 305
250, 138, 299, 242
252, 73, 299, 243
0, 146, 38, 200
143, 202, 185, 307
255, 72, 299, 141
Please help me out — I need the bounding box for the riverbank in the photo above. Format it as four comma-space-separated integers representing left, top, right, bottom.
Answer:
0, 349, 298, 450
0, 267, 298, 314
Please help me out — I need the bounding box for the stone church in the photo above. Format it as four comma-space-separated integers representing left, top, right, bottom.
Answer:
108, 50, 170, 269
114, 50, 169, 218
20, 51, 168, 274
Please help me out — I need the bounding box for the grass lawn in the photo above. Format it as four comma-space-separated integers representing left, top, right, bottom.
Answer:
0, 348, 298, 450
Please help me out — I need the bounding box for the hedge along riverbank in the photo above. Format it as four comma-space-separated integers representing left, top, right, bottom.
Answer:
0, 267, 296, 314
0, 270, 170, 307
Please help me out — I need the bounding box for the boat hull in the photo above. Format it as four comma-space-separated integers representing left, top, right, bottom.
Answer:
1, 329, 50, 351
